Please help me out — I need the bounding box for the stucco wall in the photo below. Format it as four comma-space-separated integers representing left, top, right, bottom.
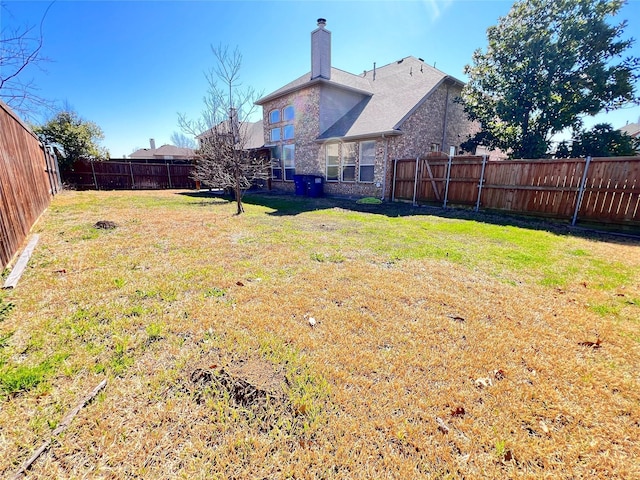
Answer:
319, 84, 367, 134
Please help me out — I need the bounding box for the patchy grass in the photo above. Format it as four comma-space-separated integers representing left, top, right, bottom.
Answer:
0, 189, 639, 478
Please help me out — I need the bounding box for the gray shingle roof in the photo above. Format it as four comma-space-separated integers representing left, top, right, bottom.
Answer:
197, 121, 265, 150
256, 56, 462, 140
130, 144, 194, 159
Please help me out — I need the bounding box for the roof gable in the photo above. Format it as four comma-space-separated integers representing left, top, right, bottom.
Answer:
257, 56, 462, 139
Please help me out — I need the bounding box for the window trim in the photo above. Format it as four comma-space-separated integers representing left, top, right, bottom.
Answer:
341, 142, 357, 183
269, 109, 280, 124
326, 143, 340, 182
358, 140, 376, 183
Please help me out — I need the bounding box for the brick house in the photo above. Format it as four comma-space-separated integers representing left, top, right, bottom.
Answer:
255, 18, 477, 199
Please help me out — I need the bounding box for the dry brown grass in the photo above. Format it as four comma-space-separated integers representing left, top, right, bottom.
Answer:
1, 189, 639, 479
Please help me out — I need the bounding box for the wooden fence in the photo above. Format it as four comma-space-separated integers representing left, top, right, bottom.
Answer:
63, 159, 196, 190
1, 100, 61, 270
392, 155, 640, 227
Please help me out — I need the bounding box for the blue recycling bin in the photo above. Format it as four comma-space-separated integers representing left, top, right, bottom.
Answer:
293, 174, 306, 195
307, 175, 324, 198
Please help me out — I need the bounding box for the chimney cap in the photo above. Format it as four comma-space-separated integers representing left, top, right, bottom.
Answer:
317, 18, 326, 27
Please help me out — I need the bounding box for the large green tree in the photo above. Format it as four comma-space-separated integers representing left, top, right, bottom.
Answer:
568, 123, 639, 157
461, 0, 640, 159
33, 111, 109, 167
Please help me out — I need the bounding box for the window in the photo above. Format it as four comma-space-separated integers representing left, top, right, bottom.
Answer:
326, 143, 339, 181
342, 143, 357, 182
270, 128, 281, 142
359, 140, 375, 182
269, 109, 280, 124
271, 146, 282, 180
283, 124, 294, 140
283, 144, 295, 181
283, 105, 295, 122
430, 143, 440, 153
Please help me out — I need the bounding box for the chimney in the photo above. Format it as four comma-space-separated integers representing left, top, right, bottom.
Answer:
311, 18, 331, 80
149, 138, 156, 150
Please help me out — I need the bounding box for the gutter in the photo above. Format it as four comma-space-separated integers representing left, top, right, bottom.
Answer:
256, 77, 373, 106
314, 129, 401, 144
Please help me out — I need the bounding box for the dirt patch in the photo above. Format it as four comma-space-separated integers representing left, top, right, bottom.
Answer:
189, 357, 286, 409
93, 220, 118, 229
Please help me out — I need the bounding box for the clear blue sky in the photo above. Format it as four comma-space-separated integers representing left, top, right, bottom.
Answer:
2, 0, 640, 157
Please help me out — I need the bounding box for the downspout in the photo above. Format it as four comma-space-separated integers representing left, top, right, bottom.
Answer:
441, 81, 451, 151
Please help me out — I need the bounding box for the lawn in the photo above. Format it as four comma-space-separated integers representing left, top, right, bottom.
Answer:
1, 189, 639, 479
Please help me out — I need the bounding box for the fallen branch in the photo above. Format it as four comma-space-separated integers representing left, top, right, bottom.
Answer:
11, 379, 107, 479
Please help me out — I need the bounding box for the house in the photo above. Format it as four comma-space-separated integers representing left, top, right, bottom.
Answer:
129, 139, 194, 161
196, 120, 265, 151
255, 18, 477, 199
619, 119, 640, 139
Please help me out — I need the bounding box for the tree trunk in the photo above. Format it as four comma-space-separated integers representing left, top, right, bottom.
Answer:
234, 167, 244, 214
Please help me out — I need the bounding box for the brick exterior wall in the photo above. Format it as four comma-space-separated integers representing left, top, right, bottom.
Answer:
262, 80, 476, 200
382, 81, 477, 199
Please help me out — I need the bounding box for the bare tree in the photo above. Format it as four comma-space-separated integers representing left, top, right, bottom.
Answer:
169, 131, 196, 149
0, 1, 56, 120
179, 45, 268, 214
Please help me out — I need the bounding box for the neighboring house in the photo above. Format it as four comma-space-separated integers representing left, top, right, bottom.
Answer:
255, 18, 477, 199
129, 139, 194, 161
196, 120, 265, 151
619, 120, 640, 139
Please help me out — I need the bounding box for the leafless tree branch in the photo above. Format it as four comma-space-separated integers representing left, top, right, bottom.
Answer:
0, 1, 56, 120
178, 44, 268, 214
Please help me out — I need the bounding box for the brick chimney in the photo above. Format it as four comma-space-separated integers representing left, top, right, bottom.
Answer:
311, 18, 330, 80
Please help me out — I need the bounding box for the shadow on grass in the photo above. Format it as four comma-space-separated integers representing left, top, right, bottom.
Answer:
176, 189, 640, 244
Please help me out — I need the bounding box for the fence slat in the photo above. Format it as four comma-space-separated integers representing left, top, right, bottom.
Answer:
63, 159, 196, 191
392, 155, 640, 227
1, 101, 55, 269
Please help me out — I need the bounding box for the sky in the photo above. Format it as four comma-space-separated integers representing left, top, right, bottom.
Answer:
2, 0, 640, 158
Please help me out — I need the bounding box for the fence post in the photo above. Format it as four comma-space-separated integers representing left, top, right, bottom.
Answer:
129, 162, 135, 189
52, 147, 62, 193
571, 156, 592, 226
475, 155, 487, 212
391, 158, 398, 202
443, 149, 454, 208
412, 157, 419, 206
167, 163, 172, 188
42, 145, 55, 195
90, 160, 98, 190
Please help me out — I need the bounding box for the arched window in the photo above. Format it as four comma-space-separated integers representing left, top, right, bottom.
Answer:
269, 109, 280, 124
283, 105, 295, 122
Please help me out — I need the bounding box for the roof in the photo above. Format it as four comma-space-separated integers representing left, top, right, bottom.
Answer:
244, 121, 265, 149
196, 120, 265, 150
256, 56, 464, 140
130, 144, 194, 159
620, 122, 640, 138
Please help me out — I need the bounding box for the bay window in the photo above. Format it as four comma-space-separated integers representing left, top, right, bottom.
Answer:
326, 140, 376, 183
